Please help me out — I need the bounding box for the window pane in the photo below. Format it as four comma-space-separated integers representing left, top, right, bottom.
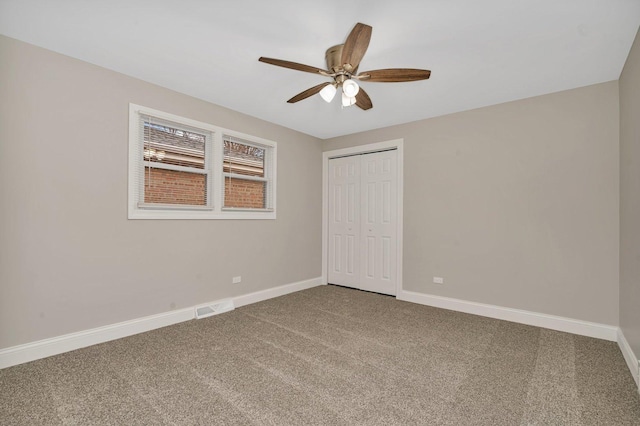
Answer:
144, 167, 207, 206
144, 121, 205, 169
224, 177, 266, 209
223, 140, 264, 177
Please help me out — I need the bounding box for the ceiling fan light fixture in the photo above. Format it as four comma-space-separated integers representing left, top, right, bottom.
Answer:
319, 84, 337, 103
342, 92, 356, 107
342, 79, 360, 97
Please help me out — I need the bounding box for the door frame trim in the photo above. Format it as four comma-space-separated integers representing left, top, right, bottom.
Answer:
322, 139, 404, 296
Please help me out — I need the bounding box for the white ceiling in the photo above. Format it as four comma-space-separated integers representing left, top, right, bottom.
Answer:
1, 0, 639, 139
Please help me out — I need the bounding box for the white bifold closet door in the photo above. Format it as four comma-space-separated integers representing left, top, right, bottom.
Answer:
328, 149, 397, 296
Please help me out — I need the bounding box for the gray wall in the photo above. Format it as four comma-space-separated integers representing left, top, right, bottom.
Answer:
620, 28, 640, 357
324, 82, 620, 325
0, 32, 627, 351
0, 35, 323, 349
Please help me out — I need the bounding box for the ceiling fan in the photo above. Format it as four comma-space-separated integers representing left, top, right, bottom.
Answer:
259, 23, 431, 110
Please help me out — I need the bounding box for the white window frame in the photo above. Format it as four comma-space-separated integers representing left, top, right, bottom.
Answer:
221, 133, 275, 212
128, 104, 277, 220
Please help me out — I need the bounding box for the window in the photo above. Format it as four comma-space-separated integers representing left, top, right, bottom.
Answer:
140, 115, 211, 208
128, 104, 276, 219
223, 136, 274, 210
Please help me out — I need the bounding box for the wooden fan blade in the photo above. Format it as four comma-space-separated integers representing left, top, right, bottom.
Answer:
259, 57, 327, 75
357, 68, 431, 82
341, 23, 372, 71
355, 87, 373, 110
287, 82, 331, 103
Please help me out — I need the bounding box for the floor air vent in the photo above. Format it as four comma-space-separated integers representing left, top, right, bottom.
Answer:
195, 300, 235, 319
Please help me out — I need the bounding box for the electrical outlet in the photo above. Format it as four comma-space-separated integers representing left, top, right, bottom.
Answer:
232, 276, 242, 284
433, 277, 444, 284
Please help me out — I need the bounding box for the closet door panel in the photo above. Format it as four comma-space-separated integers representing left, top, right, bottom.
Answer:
328, 156, 360, 288
360, 150, 397, 295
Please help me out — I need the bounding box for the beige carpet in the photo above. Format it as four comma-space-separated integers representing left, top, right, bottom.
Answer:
1, 285, 639, 425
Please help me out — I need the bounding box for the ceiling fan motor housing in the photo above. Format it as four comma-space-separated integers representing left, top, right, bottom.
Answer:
326, 44, 344, 73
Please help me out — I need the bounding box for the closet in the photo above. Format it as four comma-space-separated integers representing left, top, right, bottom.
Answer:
327, 149, 398, 295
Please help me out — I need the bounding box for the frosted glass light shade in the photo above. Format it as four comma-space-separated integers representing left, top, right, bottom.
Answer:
342, 79, 360, 97
342, 93, 356, 107
319, 84, 337, 102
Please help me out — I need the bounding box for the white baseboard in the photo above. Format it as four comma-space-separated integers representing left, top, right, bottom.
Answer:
397, 290, 618, 341
617, 328, 640, 389
234, 277, 323, 308
0, 307, 195, 370
0, 277, 323, 370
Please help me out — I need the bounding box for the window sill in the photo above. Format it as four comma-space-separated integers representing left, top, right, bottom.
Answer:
128, 207, 276, 220
138, 203, 213, 211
